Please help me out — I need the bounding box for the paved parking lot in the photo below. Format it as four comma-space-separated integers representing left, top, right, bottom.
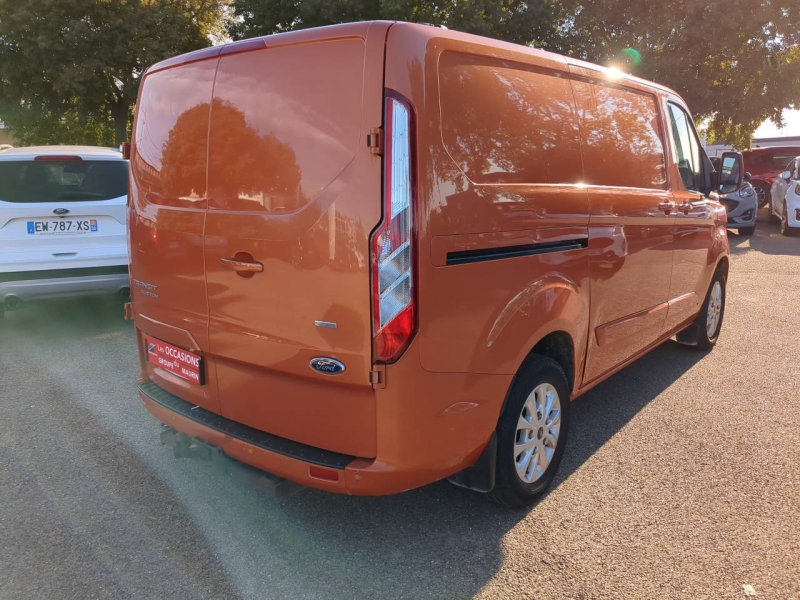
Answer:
1, 212, 798, 600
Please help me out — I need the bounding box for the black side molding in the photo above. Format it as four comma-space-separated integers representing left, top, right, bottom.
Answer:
446, 238, 588, 266
138, 380, 357, 470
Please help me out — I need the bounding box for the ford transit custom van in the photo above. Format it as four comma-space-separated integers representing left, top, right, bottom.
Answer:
129, 22, 737, 507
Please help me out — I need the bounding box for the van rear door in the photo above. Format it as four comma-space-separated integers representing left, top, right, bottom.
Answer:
130, 54, 221, 413
204, 23, 389, 458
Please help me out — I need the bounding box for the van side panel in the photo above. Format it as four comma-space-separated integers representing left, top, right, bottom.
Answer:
130, 58, 220, 413
202, 23, 389, 458
569, 71, 675, 383
401, 34, 591, 378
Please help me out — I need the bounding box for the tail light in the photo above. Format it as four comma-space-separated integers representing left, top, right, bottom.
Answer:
371, 93, 416, 363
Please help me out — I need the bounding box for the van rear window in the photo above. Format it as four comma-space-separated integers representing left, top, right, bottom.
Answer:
0, 160, 128, 203
571, 81, 667, 189
438, 52, 583, 185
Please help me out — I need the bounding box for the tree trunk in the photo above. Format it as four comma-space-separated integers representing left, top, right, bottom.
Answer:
111, 100, 129, 147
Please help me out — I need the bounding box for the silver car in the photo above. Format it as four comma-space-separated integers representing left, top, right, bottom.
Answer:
721, 177, 758, 236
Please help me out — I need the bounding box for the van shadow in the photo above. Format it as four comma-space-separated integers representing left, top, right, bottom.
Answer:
0, 298, 706, 599
728, 208, 800, 257
212, 340, 706, 599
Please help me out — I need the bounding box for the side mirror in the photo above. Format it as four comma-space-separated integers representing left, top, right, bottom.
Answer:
782, 170, 793, 181
718, 151, 743, 194
744, 171, 752, 182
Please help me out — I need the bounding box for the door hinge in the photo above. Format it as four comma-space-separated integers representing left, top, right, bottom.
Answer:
369, 365, 386, 388
367, 127, 383, 155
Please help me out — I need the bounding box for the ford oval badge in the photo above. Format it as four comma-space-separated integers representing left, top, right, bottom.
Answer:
309, 357, 346, 375
53, 208, 70, 215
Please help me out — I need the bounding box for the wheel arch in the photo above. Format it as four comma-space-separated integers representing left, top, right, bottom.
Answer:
716, 255, 729, 281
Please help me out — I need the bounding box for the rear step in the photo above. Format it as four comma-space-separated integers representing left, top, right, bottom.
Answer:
159, 426, 302, 499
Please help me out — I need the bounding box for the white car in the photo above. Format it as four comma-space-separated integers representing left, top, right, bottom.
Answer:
769, 155, 800, 236
0, 145, 129, 318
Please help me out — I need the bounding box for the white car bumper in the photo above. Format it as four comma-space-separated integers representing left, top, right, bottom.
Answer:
0, 265, 129, 304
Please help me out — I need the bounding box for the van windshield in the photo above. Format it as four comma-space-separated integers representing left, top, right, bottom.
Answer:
0, 159, 129, 203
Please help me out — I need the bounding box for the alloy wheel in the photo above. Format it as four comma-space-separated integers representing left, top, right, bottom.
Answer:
514, 383, 561, 483
706, 280, 723, 338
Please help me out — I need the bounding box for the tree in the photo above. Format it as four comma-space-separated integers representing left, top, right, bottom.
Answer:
0, 105, 115, 147
229, 0, 560, 46
539, 0, 800, 148
0, 0, 226, 145
228, 0, 800, 149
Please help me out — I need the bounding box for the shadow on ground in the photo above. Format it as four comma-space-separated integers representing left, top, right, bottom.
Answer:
729, 208, 800, 256
0, 296, 707, 599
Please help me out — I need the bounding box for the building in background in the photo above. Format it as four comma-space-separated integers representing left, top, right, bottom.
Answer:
0, 121, 15, 147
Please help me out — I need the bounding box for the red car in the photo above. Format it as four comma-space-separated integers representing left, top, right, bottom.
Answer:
742, 146, 800, 207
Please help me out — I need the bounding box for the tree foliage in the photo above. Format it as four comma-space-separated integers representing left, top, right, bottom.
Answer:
551, 0, 800, 148
0, 0, 225, 145
228, 0, 800, 148
229, 0, 560, 46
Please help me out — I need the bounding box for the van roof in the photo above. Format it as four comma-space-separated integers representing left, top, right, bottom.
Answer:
0, 145, 124, 161
147, 21, 679, 99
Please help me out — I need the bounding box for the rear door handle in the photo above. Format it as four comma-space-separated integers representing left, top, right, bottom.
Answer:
658, 200, 675, 214
220, 257, 263, 273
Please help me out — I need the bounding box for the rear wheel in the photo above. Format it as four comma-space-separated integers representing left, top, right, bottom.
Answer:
487, 356, 570, 508
738, 226, 755, 236
693, 270, 726, 351
754, 183, 770, 208
780, 201, 795, 236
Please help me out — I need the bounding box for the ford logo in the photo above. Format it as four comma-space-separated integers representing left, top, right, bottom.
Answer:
53, 208, 70, 215
309, 357, 346, 375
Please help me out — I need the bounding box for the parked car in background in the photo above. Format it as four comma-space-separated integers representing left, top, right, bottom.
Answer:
0, 145, 130, 319
768, 155, 800, 236
741, 146, 800, 208
712, 157, 757, 236
129, 22, 736, 508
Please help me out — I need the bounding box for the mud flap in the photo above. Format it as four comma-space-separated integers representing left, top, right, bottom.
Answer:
447, 433, 497, 493
675, 323, 700, 346
160, 426, 302, 499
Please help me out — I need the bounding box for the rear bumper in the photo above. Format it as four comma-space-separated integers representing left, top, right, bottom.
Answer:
140, 382, 355, 494
139, 360, 512, 496
0, 265, 129, 303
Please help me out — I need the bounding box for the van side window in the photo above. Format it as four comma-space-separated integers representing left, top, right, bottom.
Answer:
667, 103, 702, 192
438, 52, 583, 185
570, 81, 667, 189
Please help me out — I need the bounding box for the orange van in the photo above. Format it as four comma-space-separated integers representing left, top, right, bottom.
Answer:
129, 22, 738, 507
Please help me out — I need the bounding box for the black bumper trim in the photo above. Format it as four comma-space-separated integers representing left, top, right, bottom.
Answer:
0, 265, 128, 283
138, 380, 357, 470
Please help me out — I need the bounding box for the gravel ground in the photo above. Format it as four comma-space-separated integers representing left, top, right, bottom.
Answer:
1, 212, 798, 600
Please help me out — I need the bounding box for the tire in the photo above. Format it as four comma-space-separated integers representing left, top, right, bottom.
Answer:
780, 201, 795, 237
754, 183, 770, 209
487, 355, 571, 508
738, 226, 755, 236
693, 269, 726, 351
